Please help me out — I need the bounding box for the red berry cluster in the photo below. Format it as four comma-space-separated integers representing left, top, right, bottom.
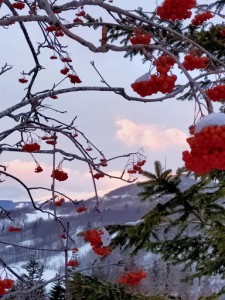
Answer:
76, 10, 86, 17
41, 135, 58, 145
51, 168, 68, 181
8, 227, 22, 232
182, 125, 225, 174
53, 9, 62, 14
60, 67, 70, 75
76, 206, 87, 213
206, 85, 225, 102
189, 125, 195, 135
55, 29, 64, 37
50, 95, 58, 99
35, 165, 43, 173
130, 33, 151, 45
45, 25, 57, 32
67, 259, 79, 267
0, 278, 14, 296
68, 74, 82, 84
50, 55, 57, 60
72, 247, 79, 253
191, 11, 213, 26
153, 55, 175, 75
131, 74, 177, 97
61, 57, 72, 63
83, 229, 110, 256
83, 229, 103, 247
55, 197, 65, 206
92, 245, 111, 257
156, 0, 196, 21
99, 158, 108, 167
61, 56, 72, 62
182, 54, 208, 70
61, 233, 66, 239
85, 147, 93, 151
22, 142, 40, 152
220, 29, 225, 37
12, 2, 25, 9
73, 17, 83, 23
93, 172, 105, 179
118, 271, 147, 286
18, 78, 28, 84
127, 160, 146, 174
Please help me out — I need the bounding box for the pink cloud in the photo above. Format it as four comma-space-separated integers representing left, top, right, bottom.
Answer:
116, 119, 187, 151
2, 159, 130, 201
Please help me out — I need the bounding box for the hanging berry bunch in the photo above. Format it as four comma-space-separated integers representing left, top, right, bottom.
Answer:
50, 55, 57, 60
67, 245, 79, 267
220, 29, 225, 37
191, 11, 213, 26
182, 113, 225, 174
68, 74, 82, 84
83, 229, 103, 247
61, 57, 72, 63
99, 158, 107, 167
153, 55, 175, 75
22, 142, 40, 152
41, 135, 58, 145
131, 73, 177, 97
76, 10, 86, 17
67, 259, 79, 267
18, 77, 28, 84
8, 226, 22, 232
45, 25, 57, 32
72, 247, 79, 253
55, 197, 65, 206
73, 130, 78, 138
206, 84, 225, 102
60, 67, 70, 75
76, 206, 87, 213
34, 165, 43, 173
85, 144, 93, 151
92, 245, 111, 256
127, 160, 146, 174
51, 168, 68, 181
156, 0, 196, 21
93, 172, 105, 179
55, 29, 64, 37
118, 270, 147, 285
130, 29, 151, 45
0, 278, 14, 296
189, 124, 195, 135
182, 54, 208, 71
82, 229, 111, 257
50, 95, 58, 99
12, 2, 25, 10
60, 233, 66, 239
73, 17, 83, 23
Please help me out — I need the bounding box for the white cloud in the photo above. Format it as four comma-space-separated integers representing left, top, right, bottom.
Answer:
116, 119, 187, 151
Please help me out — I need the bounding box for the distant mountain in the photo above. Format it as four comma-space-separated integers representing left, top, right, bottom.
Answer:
0, 200, 16, 210
0, 176, 221, 299
0, 175, 198, 216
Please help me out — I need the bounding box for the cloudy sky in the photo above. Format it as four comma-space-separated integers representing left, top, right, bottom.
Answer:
0, 0, 216, 202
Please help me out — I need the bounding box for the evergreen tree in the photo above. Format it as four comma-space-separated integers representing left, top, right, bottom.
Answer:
49, 279, 66, 300
20, 255, 46, 300
108, 161, 225, 289
68, 272, 178, 300
23, 255, 44, 285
